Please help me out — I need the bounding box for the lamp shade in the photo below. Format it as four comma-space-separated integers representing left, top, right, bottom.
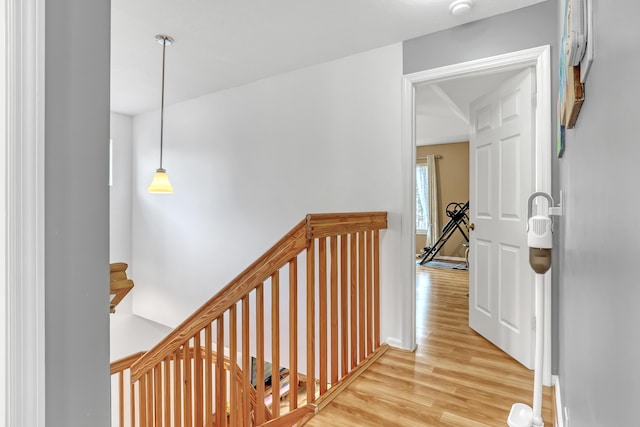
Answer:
148, 168, 174, 194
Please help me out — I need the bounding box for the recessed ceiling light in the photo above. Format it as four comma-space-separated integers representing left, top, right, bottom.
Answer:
449, 0, 472, 16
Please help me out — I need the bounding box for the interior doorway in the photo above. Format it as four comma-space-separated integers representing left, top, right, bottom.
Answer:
400, 45, 552, 384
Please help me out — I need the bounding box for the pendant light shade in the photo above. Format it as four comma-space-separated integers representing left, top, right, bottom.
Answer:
148, 168, 173, 193
148, 34, 174, 194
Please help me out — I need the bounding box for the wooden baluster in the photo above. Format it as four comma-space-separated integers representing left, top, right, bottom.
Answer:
374, 229, 380, 349
271, 272, 281, 417
173, 348, 182, 427
229, 304, 238, 427
183, 342, 192, 427
164, 357, 171, 427
349, 232, 357, 370
306, 239, 316, 403
194, 332, 203, 427
118, 372, 124, 427
319, 237, 328, 395
139, 377, 147, 427
130, 382, 136, 427
242, 295, 251, 426
154, 365, 162, 426
256, 284, 265, 424
340, 234, 348, 379
358, 231, 366, 362
205, 324, 213, 426
146, 372, 153, 426
330, 235, 339, 385
366, 230, 373, 356
217, 316, 227, 427
289, 258, 298, 410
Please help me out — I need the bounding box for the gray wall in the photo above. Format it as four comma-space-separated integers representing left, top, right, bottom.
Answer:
45, 0, 111, 425
403, 1, 559, 75
557, 1, 640, 425
403, 0, 561, 371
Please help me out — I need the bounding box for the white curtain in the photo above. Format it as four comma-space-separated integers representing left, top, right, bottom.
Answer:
416, 164, 429, 237
426, 154, 439, 247
416, 154, 440, 248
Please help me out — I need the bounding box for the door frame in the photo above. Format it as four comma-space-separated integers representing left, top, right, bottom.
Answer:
400, 45, 552, 384
3, 0, 47, 424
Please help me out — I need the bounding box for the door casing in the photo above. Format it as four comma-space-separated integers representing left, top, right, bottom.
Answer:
400, 45, 552, 385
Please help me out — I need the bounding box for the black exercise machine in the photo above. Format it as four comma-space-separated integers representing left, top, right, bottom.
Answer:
418, 201, 469, 265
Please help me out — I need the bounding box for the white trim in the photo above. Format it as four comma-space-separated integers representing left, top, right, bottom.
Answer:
553, 375, 565, 427
1, 0, 8, 422
5, 0, 46, 425
401, 46, 552, 384
400, 76, 417, 351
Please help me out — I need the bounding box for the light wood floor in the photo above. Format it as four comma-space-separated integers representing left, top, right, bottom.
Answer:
306, 265, 553, 426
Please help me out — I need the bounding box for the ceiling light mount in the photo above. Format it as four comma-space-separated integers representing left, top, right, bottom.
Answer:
155, 34, 174, 46
449, 0, 472, 16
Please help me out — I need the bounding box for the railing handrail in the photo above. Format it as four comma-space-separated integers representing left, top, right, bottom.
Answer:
305, 212, 388, 240
130, 212, 387, 382
110, 351, 147, 375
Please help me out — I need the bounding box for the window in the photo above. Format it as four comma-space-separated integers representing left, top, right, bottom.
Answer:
416, 164, 430, 234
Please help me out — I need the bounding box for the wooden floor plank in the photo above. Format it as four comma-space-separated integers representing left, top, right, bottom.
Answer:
306, 265, 553, 426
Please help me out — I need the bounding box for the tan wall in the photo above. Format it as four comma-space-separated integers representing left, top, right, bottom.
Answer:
416, 142, 469, 258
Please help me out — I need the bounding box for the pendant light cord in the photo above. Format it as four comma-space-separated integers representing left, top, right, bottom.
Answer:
159, 36, 167, 170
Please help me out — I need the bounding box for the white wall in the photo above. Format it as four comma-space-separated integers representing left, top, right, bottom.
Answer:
110, 113, 133, 265
110, 314, 172, 361
110, 112, 134, 314
130, 43, 406, 348
109, 112, 173, 366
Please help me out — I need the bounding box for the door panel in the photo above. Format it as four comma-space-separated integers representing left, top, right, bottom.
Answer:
476, 144, 492, 218
469, 67, 535, 369
475, 239, 492, 315
500, 135, 521, 216
498, 243, 521, 332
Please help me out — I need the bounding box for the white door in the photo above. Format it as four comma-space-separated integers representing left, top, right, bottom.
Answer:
468, 67, 535, 369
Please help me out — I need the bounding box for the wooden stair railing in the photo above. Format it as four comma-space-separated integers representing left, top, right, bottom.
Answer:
111, 348, 271, 427
125, 212, 387, 426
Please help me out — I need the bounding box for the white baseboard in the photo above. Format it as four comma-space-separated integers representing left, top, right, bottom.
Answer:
553, 375, 564, 427
385, 337, 417, 352
386, 337, 404, 349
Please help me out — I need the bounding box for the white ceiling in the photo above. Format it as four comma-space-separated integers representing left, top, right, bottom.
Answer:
415, 69, 521, 145
111, 0, 547, 115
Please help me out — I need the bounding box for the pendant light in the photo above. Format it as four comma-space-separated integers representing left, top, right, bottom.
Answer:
148, 34, 175, 194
